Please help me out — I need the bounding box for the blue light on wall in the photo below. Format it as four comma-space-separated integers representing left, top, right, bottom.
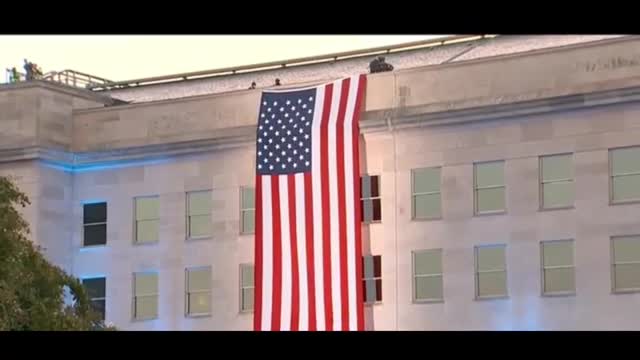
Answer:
40, 156, 173, 174
80, 199, 107, 205
80, 273, 107, 280
79, 245, 107, 253
72, 158, 171, 173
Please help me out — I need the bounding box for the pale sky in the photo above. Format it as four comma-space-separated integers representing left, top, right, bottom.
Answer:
0, 35, 448, 81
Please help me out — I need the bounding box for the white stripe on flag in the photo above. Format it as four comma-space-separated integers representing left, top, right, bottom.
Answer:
344, 76, 359, 330
279, 175, 292, 330
327, 80, 342, 330
311, 85, 325, 331
261, 175, 273, 330
295, 173, 309, 330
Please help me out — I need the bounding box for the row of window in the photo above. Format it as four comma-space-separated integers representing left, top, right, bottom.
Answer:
80, 146, 640, 246
407, 147, 640, 221
82, 234, 640, 321
413, 235, 640, 302
82, 264, 256, 321
81, 188, 256, 246
360, 147, 640, 222
82, 259, 379, 321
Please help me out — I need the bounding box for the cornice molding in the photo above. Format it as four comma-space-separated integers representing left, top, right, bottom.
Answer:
361, 84, 640, 133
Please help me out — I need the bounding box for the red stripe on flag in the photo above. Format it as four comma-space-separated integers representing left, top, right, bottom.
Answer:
336, 78, 351, 331
304, 173, 316, 330
271, 176, 282, 331
352, 75, 366, 331
254, 175, 263, 331
287, 175, 300, 331
320, 83, 334, 330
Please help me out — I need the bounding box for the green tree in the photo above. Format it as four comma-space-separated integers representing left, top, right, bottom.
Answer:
0, 175, 114, 330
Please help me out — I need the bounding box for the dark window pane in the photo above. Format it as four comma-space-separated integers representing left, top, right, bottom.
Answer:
372, 199, 381, 221
83, 203, 107, 224
82, 277, 106, 298
375, 279, 382, 302
370, 176, 380, 197
84, 224, 106, 246
91, 299, 106, 320
373, 255, 382, 277
362, 280, 367, 302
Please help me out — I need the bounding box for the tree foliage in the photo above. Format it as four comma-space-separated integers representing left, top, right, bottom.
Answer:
0, 175, 114, 330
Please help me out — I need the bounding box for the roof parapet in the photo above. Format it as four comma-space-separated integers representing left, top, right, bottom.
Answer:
88, 35, 494, 91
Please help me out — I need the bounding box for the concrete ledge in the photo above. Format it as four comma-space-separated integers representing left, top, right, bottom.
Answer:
361, 83, 640, 133
2, 85, 640, 168
0, 80, 114, 106
73, 129, 255, 165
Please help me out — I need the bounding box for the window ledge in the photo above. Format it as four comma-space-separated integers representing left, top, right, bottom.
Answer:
474, 295, 509, 301
612, 288, 640, 295
185, 313, 212, 318
362, 221, 382, 225
239, 310, 254, 315
411, 216, 443, 222
131, 317, 158, 322
133, 240, 159, 246
610, 199, 640, 206
541, 292, 576, 298
413, 299, 444, 304
364, 302, 383, 307
474, 210, 506, 217
539, 206, 575, 212
79, 245, 107, 251
186, 236, 213, 242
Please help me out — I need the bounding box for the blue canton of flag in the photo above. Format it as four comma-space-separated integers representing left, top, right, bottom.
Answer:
256, 88, 316, 175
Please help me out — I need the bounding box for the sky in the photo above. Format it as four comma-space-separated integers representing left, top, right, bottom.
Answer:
0, 35, 448, 81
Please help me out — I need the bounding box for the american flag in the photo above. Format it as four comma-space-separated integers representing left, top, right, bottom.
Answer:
253, 75, 367, 331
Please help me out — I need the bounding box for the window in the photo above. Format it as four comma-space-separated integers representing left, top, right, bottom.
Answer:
134, 196, 159, 244
83, 202, 107, 246
185, 267, 211, 316
82, 277, 106, 320
187, 190, 212, 239
474, 161, 505, 215
610, 147, 640, 203
541, 240, 575, 295
412, 249, 443, 302
411, 167, 441, 220
540, 154, 574, 209
361, 175, 381, 223
240, 187, 255, 234
133, 272, 158, 320
363, 255, 382, 304
240, 264, 254, 312
475, 245, 507, 299
611, 235, 640, 293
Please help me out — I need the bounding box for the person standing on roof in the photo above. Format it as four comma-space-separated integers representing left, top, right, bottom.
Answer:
23, 59, 33, 81
32, 63, 43, 78
10, 67, 20, 82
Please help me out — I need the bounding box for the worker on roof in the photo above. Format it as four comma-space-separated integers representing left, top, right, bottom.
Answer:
23, 59, 33, 81
10, 67, 20, 83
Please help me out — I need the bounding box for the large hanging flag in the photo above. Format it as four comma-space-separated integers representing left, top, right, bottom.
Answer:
253, 75, 367, 331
